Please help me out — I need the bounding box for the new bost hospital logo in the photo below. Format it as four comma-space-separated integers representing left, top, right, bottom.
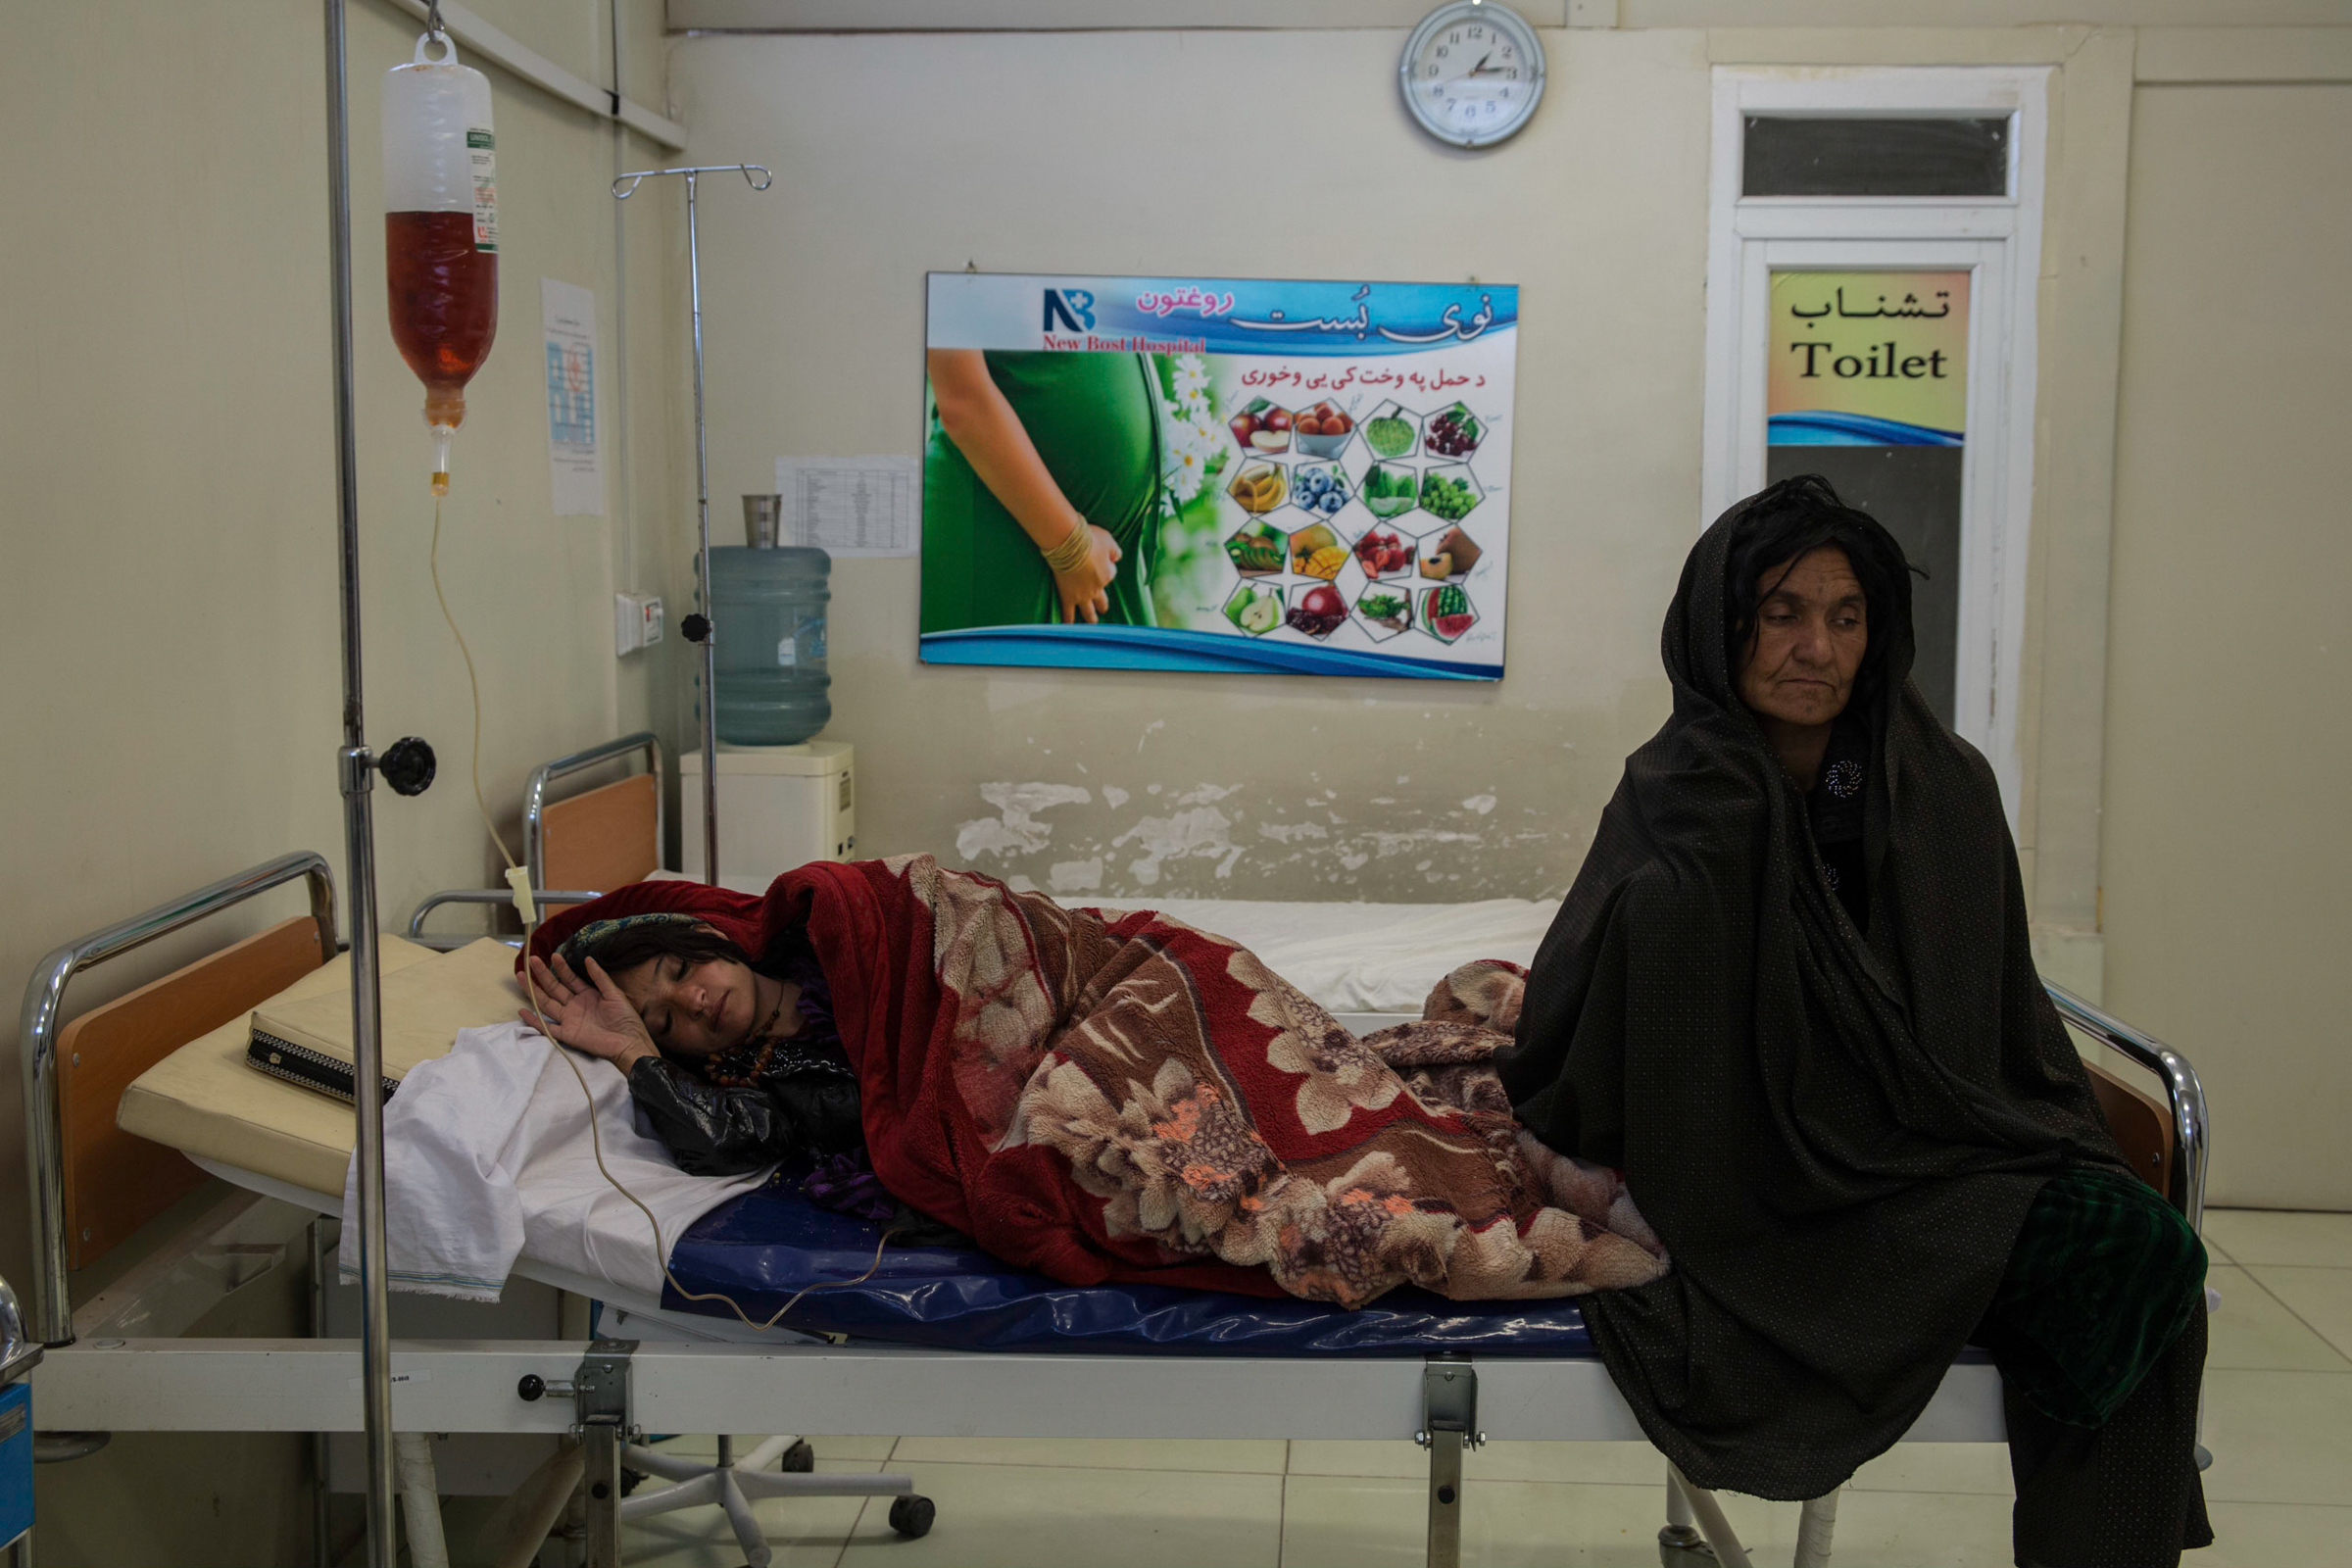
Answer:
1042, 288, 1098, 333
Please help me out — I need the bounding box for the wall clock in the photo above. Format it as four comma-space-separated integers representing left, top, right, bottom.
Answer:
1400, 2, 1546, 150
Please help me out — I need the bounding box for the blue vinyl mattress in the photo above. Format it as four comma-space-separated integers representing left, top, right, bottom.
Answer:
662, 1181, 1597, 1356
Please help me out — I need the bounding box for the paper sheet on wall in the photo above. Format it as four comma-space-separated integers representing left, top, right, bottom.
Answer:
773, 456, 918, 557
541, 278, 603, 515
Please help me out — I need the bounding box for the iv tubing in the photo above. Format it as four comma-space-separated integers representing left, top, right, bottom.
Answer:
425, 495, 518, 877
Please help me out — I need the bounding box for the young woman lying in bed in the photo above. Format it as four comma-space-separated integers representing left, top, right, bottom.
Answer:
517, 863, 1666, 1310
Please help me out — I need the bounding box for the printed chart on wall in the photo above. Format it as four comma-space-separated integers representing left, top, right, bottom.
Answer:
920, 271, 1517, 679
1767, 270, 1970, 724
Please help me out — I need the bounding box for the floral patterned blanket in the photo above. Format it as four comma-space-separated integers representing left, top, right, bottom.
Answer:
533, 856, 1668, 1307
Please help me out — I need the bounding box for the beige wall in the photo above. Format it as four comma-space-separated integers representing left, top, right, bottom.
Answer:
2103, 81, 2352, 1209
664, 25, 2149, 911
672, 26, 1717, 904
0, 0, 680, 1557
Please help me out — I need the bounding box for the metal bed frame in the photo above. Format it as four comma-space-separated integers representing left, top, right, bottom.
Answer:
17, 852, 2212, 1568
405, 730, 664, 953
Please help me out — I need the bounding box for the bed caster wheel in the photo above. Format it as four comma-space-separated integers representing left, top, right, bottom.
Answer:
1658, 1523, 1717, 1566
888, 1494, 936, 1540
781, 1440, 814, 1472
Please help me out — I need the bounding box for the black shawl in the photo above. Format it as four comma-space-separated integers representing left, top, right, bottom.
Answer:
1498, 500, 2125, 1500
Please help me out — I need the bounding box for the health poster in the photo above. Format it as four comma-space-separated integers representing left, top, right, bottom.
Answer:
920, 271, 1516, 679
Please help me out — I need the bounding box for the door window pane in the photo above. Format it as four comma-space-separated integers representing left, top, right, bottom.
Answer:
1766, 270, 1971, 724
1744, 117, 2009, 198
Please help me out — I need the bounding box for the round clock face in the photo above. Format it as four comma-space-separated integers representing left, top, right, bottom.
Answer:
1400, 3, 1546, 149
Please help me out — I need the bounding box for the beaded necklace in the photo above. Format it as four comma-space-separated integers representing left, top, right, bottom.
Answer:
700, 981, 796, 1088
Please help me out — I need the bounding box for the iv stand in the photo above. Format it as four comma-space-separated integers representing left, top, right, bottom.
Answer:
324, 3, 442, 1562
612, 164, 772, 886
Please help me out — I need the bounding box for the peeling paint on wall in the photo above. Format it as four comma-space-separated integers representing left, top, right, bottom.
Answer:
1113, 807, 1243, 885
932, 772, 1566, 901
955, 781, 1092, 861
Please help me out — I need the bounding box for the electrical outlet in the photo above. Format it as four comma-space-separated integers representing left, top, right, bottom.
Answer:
615, 593, 664, 657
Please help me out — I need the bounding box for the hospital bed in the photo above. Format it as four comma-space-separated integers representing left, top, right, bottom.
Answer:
19, 782, 2209, 1568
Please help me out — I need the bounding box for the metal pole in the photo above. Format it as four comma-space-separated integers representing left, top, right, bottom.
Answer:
613, 164, 765, 887
322, 1, 398, 1561
684, 170, 719, 886
612, 169, 766, 883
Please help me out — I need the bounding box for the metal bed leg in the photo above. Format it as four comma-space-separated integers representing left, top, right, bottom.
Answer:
1665, 1465, 1752, 1568
581, 1422, 622, 1568
512, 1337, 637, 1567
1426, 1428, 1464, 1568
1417, 1354, 1483, 1568
1659, 1465, 1714, 1564
1793, 1490, 1839, 1568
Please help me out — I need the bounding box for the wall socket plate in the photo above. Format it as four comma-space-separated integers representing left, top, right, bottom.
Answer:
615, 593, 664, 657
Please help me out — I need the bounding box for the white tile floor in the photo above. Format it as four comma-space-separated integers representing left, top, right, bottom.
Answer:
445, 1208, 2352, 1568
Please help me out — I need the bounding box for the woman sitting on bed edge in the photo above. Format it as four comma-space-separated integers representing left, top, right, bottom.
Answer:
514, 862, 1671, 1313
1494, 474, 2209, 1568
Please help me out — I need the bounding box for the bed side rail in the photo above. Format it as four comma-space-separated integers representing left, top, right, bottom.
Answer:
19, 852, 337, 1346
523, 730, 662, 891
404, 889, 603, 951
2045, 983, 2209, 1230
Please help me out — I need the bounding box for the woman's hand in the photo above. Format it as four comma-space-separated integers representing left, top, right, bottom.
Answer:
519, 953, 658, 1073
1052, 522, 1123, 624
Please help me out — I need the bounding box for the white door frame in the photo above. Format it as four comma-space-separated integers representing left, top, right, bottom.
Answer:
1701, 67, 2049, 823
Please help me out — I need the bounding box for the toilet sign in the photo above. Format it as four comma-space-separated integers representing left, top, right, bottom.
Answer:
1768, 270, 1969, 446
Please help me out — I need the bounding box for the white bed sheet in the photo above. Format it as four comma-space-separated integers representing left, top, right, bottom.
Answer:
338, 1021, 767, 1304
1113, 897, 1560, 1014
665, 873, 1560, 1017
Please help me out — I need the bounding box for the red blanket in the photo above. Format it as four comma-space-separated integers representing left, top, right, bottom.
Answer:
530, 858, 1666, 1307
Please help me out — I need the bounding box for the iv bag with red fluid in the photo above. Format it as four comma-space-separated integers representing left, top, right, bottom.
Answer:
384, 31, 497, 494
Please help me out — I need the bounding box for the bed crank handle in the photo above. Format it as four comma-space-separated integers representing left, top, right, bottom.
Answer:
516, 1373, 576, 1402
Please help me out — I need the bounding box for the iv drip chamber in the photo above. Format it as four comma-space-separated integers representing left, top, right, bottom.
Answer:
384, 30, 498, 493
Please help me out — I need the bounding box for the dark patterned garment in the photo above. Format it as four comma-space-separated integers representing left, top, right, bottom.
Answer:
1499, 495, 2212, 1565
1812, 719, 2211, 1445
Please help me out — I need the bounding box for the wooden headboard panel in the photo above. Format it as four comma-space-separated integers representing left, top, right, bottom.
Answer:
541, 772, 661, 895
2084, 1056, 2176, 1200
59, 914, 329, 1269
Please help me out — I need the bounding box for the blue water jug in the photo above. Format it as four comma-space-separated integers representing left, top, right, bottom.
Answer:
709, 546, 831, 746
